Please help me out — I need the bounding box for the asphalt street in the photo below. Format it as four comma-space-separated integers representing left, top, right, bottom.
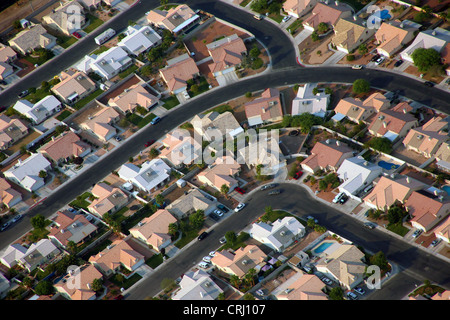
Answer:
125, 183, 450, 300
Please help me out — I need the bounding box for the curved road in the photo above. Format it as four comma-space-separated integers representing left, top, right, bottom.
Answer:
125, 183, 450, 299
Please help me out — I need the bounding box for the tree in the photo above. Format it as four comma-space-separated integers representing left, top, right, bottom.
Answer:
91, 278, 103, 293
225, 231, 237, 246
352, 79, 370, 95
34, 281, 54, 296
387, 206, 405, 225
31, 214, 46, 230
67, 241, 78, 255
369, 251, 389, 271
229, 275, 241, 289
168, 222, 178, 237
220, 184, 229, 196
149, 147, 159, 159
311, 31, 320, 42
366, 137, 393, 154
189, 210, 205, 229
329, 287, 344, 300
358, 44, 368, 56
249, 46, 261, 58
411, 48, 442, 72
38, 170, 47, 179
317, 22, 329, 34
155, 193, 165, 206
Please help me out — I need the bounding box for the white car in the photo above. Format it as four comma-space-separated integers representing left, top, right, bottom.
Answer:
198, 262, 210, 269
214, 209, 224, 217
219, 237, 227, 244
282, 16, 291, 23
352, 64, 363, 70
209, 251, 216, 257
203, 256, 212, 263
183, 91, 190, 99
234, 203, 246, 212
375, 57, 385, 65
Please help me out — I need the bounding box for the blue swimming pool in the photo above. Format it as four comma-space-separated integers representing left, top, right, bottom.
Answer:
379, 9, 391, 20
313, 242, 333, 255
443, 185, 450, 195
378, 160, 400, 170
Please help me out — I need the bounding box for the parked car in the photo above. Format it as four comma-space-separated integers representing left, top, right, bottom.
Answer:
431, 238, 442, 247
253, 14, 263, 20
72, 31, 82, 39
339, 193, 348, 204
352, 64, 363, 70
333, 192, 345, 203
217, 204, 229, 213
18, 90, 29, 98
202, 256, 212, 263
0, 222, 10, 232
209, 251, 216, 257
412, 229, 423, 238
268, 189, 281, 195
234, 203, 245, 212
145, 139, 156, 147
289, 130, 299, 136
198, 261, 210, 269
219, 237, 227, 244
394, 59, 403, 67
354, 287, 365, 295
150, 116, 161, 125
214, 209, 224, 217
424, 81, 435, 87
292, 171, 303, 180
11, 214, 23, 223
371, 54, 381, 62
347, 291, 358, 300
234, 187, 246, 194
183, 91, 190, 100
375, 56, 385, 65
364, 222, 376, 229
321, 277, 333, 285
282, 15, 292, 23
115, 135, 122, 142
261, 183, 277, 191
255, 289, 265, 296
197, 231, 208, 241
209, 213, 220, 222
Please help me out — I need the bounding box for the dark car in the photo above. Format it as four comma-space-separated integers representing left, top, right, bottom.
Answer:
209, 213, 220, 222
0, 222, 10, 232
424, 81, 435, 87
260, 183, 277, 191
289, 130, 300, 136
292, 171, 303, 180
18, 90, 29, 98
145, 139, 156, 147
394, 60, 403, 67
150, 116, 161, 125
234, 187, 246, 195
431, 238, 441, 247
198, 231, 208, 241
268, 189, 281, 195
364, 222, 376, 229
339, 194, 348, 204
217, 204, 229, 213
371, 54, 381, 62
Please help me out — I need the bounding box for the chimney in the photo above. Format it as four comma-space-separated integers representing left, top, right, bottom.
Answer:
403, 108, 407, 114
383, 121, 387, 128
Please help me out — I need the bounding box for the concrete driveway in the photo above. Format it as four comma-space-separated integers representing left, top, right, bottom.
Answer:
216, 71, 239, 86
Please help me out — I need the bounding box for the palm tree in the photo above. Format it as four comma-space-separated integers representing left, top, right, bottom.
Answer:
230, 275, 241, 289
244, 268, 257, 287
220, 184, 230, 198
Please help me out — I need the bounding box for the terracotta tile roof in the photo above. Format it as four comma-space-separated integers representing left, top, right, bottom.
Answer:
368, 108, 417, 136
82, 106, 120, 141
159, 129, 201, 166
332, 18, 367, 51
301, 139, 353, 172
55, 264, 103, 300
405, 191, 450, 230
40, 131, 90, 163
434, 215, 450, 242
88, 183, 128, 217
284, 0, 316, 16
0, 178, 21, 207
244, 88, 282, 122
207, 34, 247, 74
0, 44, 17, 63
375, 21, 416, 56
159, 54, 199, 92
276, 273, 327, 300
303, 2, 350, 29
108, 83, 159, 114
403, 117, 449, 157
51, 70, 96, 102
0, 114, 28, 149
197, 156, 241, 190
363, 175, 426, 210
146, 4, 197, 32
211, 245, 267, 278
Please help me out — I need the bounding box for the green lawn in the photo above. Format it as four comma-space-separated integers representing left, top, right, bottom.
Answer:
69, 192, 93, 209
59, 36, 78, 49
175, 229, 200, 249
239, 0, 252, 7
137, 113, 156, 128
56, 110, 72, 121
92, 45, 109, 55
119, 64, 138, 79
73, 89, 104, 110
110, 273, 142, 290
387, 223, 409, 237
203, 104, 233, 115
287, 19, 303, 34
162, 95, 180, 110
146, 254, 164, 269
83, 14, 104, 33
188, 77, 210, 97
24, 88, 51, 103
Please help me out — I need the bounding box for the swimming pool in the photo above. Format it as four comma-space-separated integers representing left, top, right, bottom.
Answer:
313, 242, 333, 255
378, 160, 400, 170
443, 185, 450, 195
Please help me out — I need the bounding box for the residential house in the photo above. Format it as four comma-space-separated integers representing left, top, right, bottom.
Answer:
77, 0, 102, 10
90, 46, 133, 80
315, 244, 367, 290
159, 129, 202, 167
206, 34, 247, 81
211, 245, 267, 278
190, 111, 243, 141
0, 62, 13, 80
363, 174, 426, 211
0, 114, 28, 151
197, 155, 241, 192
146, 4, 200, 35
434, 215, 450, 243
13, 95, 62, 124
367, 107, 418, 142
400, 27, 450, 63
0, 273, 10, 299
283, 0, 318, 18
8, 24, 56, 55
48, 210, 98, 248
55, 264, 103, 300
40, 131, 91, 164
159, 53, 200, 94
51, 70, 97, 105
275, 272, 327, 300
117, 159, 171, 193
107, 83, 159, 115
0, 178, 22, 208
337, 156, 383, 199
333, 92, 390, 124
375, 20, 419, 58
435, 141, 450, 173
237, 139, 284, 176
18, 239, 60, 272
405, 191, 450, 232
249, 216, 306, 252
89, 237, 145, 277
442, 43, 450, 76
301, 139, 354, 174
291, 83, 330, 117
402, 116, 449, 158
172, 269, 223, 300
129, 209, 177, 252
87, 182, 129, 218
331, 16, 375, 54
431, 290, 450, 301
42, 1, 86, 36
244, 88, 283, 127
0, 44, 18, 64
0, 243, 28, 269
80, 106, 120, 142
302, 2, 352, 32
166, 188, 216, 219
118, 25, 162, 56
4, 153, 52, 192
